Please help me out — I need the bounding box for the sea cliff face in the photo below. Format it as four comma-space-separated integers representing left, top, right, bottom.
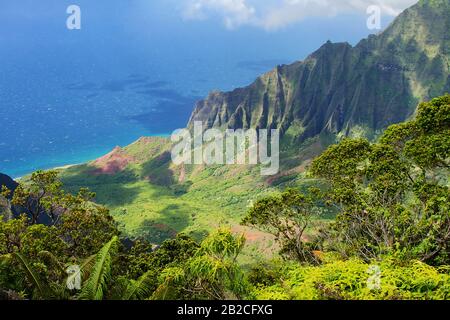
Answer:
0, 174, 18, 195
188, 0, 450, 142
0, 173, 18, 221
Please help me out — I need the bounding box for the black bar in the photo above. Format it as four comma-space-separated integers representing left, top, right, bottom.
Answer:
1, 300, 447, 318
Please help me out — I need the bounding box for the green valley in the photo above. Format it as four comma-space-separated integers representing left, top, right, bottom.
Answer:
0, 0, 449, 301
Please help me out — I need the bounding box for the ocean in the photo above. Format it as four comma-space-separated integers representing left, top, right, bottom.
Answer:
0, 0, 390, 178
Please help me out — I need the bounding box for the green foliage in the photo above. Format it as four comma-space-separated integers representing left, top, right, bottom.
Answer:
311, 138, 372, 183
247, 260, 284, 288
311, 95, 450, 265
58, 205, 119, 258
80, 236, 119, 300
12, 252, 49, 299
243, 188, 324, 263
0, 172, 124, 299
252, 257, 450, 300
120, 271, 156, 300
0, 215, 28, 254
150, 234, 200, 270
12, 170, 65, 224
154, 229, 249, 300
0, 216, 70, 298
0, 211, 201, 300
20, 225, 67, 261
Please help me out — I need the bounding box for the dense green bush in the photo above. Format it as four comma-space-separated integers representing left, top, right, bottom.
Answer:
252, 257, 450, 300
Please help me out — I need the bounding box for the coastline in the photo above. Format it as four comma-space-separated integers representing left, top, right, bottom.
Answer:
13, 163, 82, 181
8, 134, 171, 181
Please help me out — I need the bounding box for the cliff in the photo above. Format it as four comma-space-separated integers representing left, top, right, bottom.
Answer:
188, 0, 450, 142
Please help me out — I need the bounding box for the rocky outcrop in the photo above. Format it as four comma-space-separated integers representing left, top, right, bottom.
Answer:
0, 173, 18, 221
0, 173, 18, 196
188, 0, 450, 143
90, 146, 137, 175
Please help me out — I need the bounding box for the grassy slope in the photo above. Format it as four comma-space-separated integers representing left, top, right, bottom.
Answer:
59, 135, 333, 264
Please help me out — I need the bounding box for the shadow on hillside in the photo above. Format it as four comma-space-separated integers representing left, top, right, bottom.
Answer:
141, 151, 175, 187
138, 204, 192, 244
60, 165, 142, 207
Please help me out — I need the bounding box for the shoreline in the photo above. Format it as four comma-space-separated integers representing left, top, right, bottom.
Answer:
9, 135, 171, 181
14, 163, 82, 181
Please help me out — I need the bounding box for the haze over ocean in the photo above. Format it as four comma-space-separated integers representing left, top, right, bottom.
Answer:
0, 0, 395, 178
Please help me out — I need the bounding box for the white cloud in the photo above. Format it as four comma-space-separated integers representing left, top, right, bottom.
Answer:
182, 0, 418, 30
183, 0, 257, 29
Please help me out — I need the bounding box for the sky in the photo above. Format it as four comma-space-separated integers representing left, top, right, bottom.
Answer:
0, 0, 419, 33
177, 0, 419, 30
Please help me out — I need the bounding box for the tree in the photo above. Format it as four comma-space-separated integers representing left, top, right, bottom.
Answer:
12, 171, 65, 225
311, 95, 450, 264
58, 204, 119, 258
0, 186, 14, 221
154, 229, 248, 300
242, 188, 323, 264
0, 215, 28, 254
0, 216, 68, 299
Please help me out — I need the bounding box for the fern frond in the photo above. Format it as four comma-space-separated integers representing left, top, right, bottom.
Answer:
122, 271, 155, 300
0, 254, 13, 267
79, 254, 96, 281
13, 252, 51, 299
38, 251, 66, 274
79, 236, 118, 300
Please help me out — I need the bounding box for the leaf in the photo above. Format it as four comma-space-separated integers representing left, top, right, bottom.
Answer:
13, 252, 51, 299
122, 271, 155, 300
38, 251, 66, 274
79, 236, 118, 300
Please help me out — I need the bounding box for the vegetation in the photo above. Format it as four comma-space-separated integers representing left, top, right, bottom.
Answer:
310, 95, 450, 265
0, 95, 448, 300
242, 188, 326, 264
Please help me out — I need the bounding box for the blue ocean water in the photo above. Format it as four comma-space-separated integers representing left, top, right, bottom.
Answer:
0, 0, 393, 178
